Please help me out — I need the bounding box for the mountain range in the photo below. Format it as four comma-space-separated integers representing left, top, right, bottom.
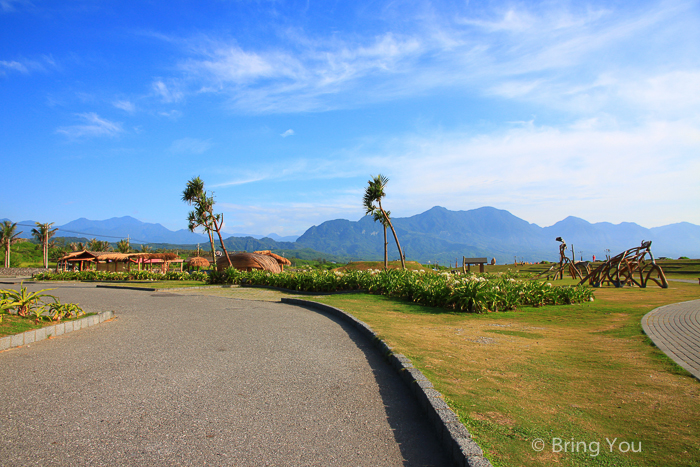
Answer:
4, 206, 699, 263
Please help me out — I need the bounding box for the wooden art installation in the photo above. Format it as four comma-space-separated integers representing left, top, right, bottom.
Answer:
537, 237, 586, 280
579, 240, 668, 288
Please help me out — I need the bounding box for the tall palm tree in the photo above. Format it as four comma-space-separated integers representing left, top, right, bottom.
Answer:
182, 176, 232, 267
363, 174, 405, 269
1, 221, 22, 268
372, 209, 391, 270
31, 222, 58, 268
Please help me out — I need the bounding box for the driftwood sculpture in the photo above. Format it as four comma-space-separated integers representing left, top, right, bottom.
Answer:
537, 237, 587, 280
579, 240, 668, 288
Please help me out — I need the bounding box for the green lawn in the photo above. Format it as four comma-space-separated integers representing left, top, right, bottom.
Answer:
307, 282, 700, 467
0, 312, 98, 338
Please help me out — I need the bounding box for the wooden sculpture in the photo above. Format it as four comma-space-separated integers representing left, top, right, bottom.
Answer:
537, 237, 586, 280
579, 240, 668, 288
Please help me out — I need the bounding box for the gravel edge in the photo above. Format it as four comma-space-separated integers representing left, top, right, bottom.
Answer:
281, 298, 493, 467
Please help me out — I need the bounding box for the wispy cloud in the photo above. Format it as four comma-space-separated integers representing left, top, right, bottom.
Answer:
217, 201, 361, 235
0, 60, 28, 73
0, 0, 31, 13
349, 119, 700, 227
113, 100, 136, 112
152, 79, 183, 103
280, 129, 294, 137
169, 137, 211, 155
55, 113, 123, 139
153, 1, 699, 116
0, 55, 54, 75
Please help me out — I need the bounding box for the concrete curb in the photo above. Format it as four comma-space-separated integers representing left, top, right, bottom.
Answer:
241, 284, 368, 296
0, 311, 115, 352
281, 298, 492, 467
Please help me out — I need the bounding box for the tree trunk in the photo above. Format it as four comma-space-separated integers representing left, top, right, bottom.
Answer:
378, 202, 405, 270
43, 233, 48, 269
211, 213, 233, 267
206, 227, 216, 271
383, 224, 388, 270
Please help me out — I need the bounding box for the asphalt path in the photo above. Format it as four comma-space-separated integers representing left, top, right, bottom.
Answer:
0, 283, 449, 466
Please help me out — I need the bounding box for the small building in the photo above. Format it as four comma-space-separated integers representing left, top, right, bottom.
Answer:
56, 251, 183, 273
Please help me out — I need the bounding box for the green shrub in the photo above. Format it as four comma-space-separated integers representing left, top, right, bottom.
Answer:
208, 268, 594, 313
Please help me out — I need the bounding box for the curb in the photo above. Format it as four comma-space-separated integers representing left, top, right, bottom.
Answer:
0, 311, 115, 352
281, 298, 492, 467
241, 284, 368, 296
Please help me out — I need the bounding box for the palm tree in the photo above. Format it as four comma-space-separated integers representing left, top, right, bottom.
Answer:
1, 221, 22, 268
182, 176, 232, 267
116, 238, 131, 253
70, 242, 85, 252
87, 238, 111, 252
363, 174, 405, 269
187, 204, 217, 266
31, 222, 59, 268
139, 244, 152, 253
372, 209, 391, 270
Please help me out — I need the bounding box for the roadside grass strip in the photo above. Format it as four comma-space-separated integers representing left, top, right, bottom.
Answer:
305, 282, 700, 467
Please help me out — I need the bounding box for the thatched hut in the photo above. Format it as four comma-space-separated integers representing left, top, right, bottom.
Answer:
57, 251, 184, 273
187, 256, 210, 270
216, 252, 282, 273
253, 250, 292, 271
56, 250, 100, 272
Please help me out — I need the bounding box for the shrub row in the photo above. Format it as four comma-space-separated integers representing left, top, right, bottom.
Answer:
33, 270, 209, 282
210, 268, 594, 313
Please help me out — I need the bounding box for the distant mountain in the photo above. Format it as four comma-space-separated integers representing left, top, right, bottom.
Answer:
296, 207, 700, 263
230, 232, 299, 242
56, 216, 209, 245
3, 209, 699, 263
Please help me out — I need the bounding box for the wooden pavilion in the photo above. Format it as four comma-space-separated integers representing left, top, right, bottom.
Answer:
56, 251, 184, 273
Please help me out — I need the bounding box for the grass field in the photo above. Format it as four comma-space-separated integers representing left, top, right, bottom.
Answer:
307, 282, 700, 467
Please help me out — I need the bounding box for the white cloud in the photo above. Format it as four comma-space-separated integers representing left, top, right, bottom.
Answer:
169, 137, 212, 155
113, 100, 136, 112
152, 79, 183, 103
0, 0, 31, 13
0, 55, 54, 75
351, 119, 700, 227
55, 113, 123, 139
0, 60, 28, 73
152, 1, 698, 119
159, 109, 182, 119
217, 201, 360, 235
280, 129, 294, 137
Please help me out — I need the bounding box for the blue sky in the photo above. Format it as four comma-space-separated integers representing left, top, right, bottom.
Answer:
1, 0, 698, 236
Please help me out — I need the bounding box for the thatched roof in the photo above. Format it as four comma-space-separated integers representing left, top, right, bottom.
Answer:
254, 250, 292, 265
59, 251, 183, 263
94, 253, 131, 261
216, 253, 282, 273
187, 256, 210, 268
58, 250, 100, 261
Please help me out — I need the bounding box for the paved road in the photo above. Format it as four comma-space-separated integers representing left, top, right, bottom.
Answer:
642, 299, 700, 381
0, 283, 449, 466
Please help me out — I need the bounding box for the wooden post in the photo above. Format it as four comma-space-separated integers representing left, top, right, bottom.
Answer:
480, 263, 485, 273
463, 256, 466, 274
